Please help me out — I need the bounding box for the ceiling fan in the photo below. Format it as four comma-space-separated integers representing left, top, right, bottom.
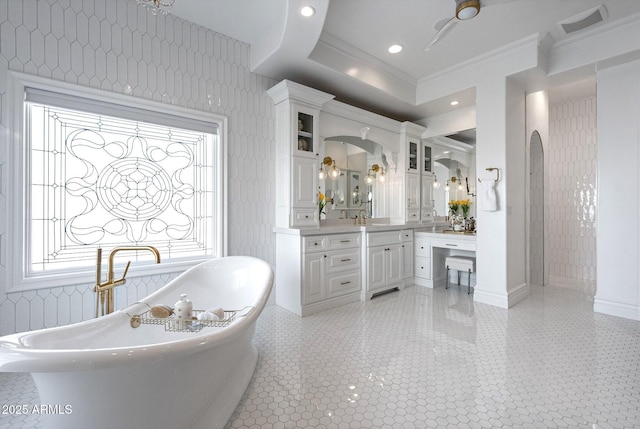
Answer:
425, 0, 518, 51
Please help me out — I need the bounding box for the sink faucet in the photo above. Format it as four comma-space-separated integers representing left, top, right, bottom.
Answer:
358, 208, 367, 225
94, 246, 161, 317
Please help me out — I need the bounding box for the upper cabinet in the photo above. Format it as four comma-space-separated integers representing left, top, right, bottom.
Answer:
295, 108, 318, 158
268, 81, 335, 228
407, 140, 419, 173
423, 144, 432, 173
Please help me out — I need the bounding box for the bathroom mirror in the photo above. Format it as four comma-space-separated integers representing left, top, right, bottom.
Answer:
425, 129, 477, 217
322, 138, 383, 219
349, 171, 361, 207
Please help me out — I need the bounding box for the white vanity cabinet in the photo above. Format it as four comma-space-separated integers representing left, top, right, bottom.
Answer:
413, 232, 476, 288
291, 156, 319, 226
276, 231, 361, 316
363, 230, 404, 300
401, 229, 414, 283
406, 173, 421, 223
414, 236, 432, 286
267, 80, 334, 228
421, 174, 434, 223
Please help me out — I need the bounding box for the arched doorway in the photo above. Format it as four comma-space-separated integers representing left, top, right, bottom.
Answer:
529, 131, 545, 286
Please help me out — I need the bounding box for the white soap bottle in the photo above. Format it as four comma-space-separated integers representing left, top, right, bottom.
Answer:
174, 294, 193, 329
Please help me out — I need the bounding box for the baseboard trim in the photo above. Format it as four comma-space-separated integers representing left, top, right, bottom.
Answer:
473, 283, 529, 309
594, 297, 640, 321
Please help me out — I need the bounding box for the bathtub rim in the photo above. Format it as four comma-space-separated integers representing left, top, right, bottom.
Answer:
0, 256, 273, 373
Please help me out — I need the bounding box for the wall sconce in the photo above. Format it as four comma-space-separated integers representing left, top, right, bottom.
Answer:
450, 176, 463, 191
365, 164, 385, 184
445, 180, 450, 192
433, 175, 441, 190
319, 156, 341, 181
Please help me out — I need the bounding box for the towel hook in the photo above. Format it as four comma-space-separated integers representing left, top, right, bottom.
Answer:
478, 167, 499, 183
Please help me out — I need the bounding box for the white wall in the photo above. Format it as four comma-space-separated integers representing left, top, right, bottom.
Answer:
0, 0, 276, 335
595, 59, 640, 320
473, 75, 528, 309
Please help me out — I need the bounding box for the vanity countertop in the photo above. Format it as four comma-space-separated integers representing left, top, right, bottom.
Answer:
273, 222, 414, 236
413, 229, 477, 241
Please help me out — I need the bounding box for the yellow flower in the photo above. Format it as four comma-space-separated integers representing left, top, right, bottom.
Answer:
319, 192, 325, 201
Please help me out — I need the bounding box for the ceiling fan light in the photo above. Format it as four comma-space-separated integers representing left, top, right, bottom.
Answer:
456, 0, 480, 20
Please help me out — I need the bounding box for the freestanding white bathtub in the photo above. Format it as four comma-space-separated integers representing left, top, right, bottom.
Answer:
0, 256, 273, 429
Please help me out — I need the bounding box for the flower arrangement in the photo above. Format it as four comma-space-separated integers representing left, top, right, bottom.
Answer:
448, 200, 460, 216
318, 191, 326, 217
459, 199, 472, 218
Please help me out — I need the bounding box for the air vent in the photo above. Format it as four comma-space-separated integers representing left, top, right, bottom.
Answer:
558, 5, 608, 35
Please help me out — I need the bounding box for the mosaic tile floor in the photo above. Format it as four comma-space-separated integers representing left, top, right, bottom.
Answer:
1, 284, 640, 429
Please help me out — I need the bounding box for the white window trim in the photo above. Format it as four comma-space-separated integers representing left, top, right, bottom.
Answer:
5, 72, 228, 293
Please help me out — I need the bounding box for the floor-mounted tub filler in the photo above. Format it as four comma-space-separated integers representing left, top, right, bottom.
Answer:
0, 256, 274, 429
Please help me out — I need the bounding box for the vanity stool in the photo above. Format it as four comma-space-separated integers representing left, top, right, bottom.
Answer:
445, 256, 476, 294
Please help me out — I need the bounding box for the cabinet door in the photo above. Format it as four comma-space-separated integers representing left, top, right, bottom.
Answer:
367, 246, 387, 290
294, 106, 319, 158
423, 145, 432, 173
402, 242, 413, 279
406, 173, 420, 209
386, 244, 403, 285
421, 175, 434, 210
407, 140, 419, 172
292, 156, 319, 209
303, 253, 325, 304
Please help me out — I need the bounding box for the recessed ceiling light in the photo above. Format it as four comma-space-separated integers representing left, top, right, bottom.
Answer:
388, 44, 403, 54
300, 6, 315, 17
450, 100, 459, 106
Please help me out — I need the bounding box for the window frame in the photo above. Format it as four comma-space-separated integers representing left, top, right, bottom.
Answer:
5, 72, 228, 292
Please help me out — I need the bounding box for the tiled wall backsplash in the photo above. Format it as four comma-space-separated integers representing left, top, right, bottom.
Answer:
548, 96, 597, 289
0, 0, 276, 335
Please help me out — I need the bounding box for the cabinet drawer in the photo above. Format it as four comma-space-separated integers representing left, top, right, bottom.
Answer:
415, 256, 431, 279
326, 233, 361, 250
401, 229, 413, 242
415, 239, 431, 257
406, 209, 420, 222
431, 239, 476, 252
292, 209, 317, 227
303, 236, 326, 253
326, 249, 360, 272
367, 231, 402, 247
327, 270, 361, 298
421, 210, 434, 223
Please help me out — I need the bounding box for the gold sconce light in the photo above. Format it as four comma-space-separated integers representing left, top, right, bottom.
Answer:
365, 164, 385, 184
319, 156, 341, 181
433, 175, 441, 190
448, 176, 463, 191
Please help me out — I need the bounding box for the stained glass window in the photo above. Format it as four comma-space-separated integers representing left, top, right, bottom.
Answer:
26, 102, 218, 273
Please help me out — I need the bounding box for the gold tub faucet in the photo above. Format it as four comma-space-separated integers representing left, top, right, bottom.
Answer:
94, 246, 161, 317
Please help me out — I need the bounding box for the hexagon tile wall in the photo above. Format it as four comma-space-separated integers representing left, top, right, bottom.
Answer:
548, 96, 597, 292
0, 0, 276, 335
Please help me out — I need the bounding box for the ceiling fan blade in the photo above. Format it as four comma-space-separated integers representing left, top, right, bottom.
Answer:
481, 0, 518, 7
425, 17, 457, 51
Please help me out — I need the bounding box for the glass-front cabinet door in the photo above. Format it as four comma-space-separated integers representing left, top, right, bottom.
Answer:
295, 109, 316, 157
423, 145, 432, 173
407, 140, 418, 172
